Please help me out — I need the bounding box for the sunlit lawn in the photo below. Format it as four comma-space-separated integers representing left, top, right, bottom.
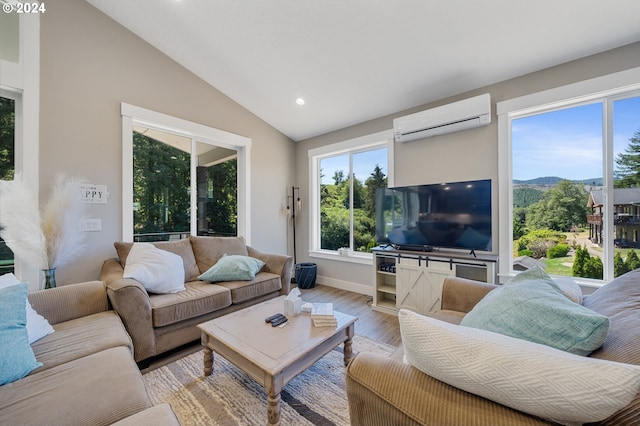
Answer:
517, 231, 591, 277
541, 256, 572, 275
519, 230, 637, 277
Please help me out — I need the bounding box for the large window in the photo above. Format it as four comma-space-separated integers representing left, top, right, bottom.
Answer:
131, 127, 238, 242
498, 68, 640, 284
0, 92, 16, 273
309, 130, 393, 261
122, 104, 250, 243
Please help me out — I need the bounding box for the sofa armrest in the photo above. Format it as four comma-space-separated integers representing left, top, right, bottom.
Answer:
101, 258, 156, 362
247, 246, 293, 295
27, 280, 109, 325
440, 276, 498, 313
346, 352, 549, 426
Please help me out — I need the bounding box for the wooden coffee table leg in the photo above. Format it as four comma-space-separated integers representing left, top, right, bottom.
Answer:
344, 323, 355, 366
267, 391, 281, 425
203, 347, 214, 376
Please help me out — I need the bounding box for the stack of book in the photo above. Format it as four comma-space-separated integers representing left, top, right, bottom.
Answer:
310, 302, 337, 327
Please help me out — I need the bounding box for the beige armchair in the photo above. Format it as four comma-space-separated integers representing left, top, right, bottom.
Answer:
346, 273, 640, 425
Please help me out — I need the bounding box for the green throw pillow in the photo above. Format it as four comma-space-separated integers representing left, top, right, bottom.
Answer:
460, 267, 609, 356
198, 254, 265, 282
0, 283, 43, 385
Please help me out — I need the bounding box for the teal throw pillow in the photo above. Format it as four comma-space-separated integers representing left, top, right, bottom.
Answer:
198, 254, 265, 282
460, 267, 609, 356
0, 283, 43, 385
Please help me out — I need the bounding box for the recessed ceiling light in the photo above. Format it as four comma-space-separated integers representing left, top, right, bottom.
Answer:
295, 98, 305, 106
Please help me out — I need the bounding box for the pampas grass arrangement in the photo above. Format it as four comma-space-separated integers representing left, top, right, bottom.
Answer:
0, 173, 86, 271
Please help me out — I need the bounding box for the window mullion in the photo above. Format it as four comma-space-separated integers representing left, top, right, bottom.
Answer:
602, 99, 613, 281
349, 153, 355, 250
190, 138, 198, 237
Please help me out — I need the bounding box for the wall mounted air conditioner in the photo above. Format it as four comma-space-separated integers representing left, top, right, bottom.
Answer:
393, 93, 491, 143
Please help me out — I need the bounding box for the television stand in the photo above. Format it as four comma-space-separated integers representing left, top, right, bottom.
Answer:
371, 247, 498, 316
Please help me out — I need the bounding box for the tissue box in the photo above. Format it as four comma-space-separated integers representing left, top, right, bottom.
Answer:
284, 298, 303, 316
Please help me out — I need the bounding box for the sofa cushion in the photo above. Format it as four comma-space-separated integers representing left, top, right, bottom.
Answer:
115, 238, 200, 282
429, 309, 466, 325
198, 254, 265, 282
0, 273, 54, 343
31, 310, 132, 372
582, 268, 640, 424
584, 268, 640, 365
347, 351, 550, 426
28, 280, 110, 325
553, 275, 583, 305
150, 280, 232, 327
460, 267, 609, 356
399, 309, 640, 426
110, 404, 181, 426
0, 284, 43, 385
0, 346, 151, 426
216, 271, 282, 304
123, 243, 186, 294
190, 236, 249, 273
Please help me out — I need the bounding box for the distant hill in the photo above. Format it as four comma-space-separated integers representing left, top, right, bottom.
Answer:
513, 176, 603, 186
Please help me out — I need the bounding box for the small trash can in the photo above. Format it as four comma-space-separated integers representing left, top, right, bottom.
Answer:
295, 263, 317, 289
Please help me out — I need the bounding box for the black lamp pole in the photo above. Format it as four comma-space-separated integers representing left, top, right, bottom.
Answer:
288, 186, 300, 265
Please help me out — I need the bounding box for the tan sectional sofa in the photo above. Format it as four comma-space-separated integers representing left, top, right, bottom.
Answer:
0, 280, 180, 425
347, 272, 640, 425
101, 236, 293, 363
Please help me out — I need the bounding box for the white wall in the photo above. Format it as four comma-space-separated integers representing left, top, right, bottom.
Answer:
38, 0, 296, 284
295, 41, 640, 294
0, 11, 19, 63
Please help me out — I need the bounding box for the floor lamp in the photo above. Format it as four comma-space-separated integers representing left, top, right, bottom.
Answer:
287, 185, 301, 267
287, 186, 317, 289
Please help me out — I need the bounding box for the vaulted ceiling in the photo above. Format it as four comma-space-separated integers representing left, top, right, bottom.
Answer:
87, 0, 640, 141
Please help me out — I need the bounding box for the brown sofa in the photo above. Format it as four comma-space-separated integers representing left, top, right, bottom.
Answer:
0, 281, 180, 425
101, 236, 293, 363
346, 272, 640, 425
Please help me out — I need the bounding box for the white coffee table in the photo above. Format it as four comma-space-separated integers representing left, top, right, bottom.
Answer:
197, 295, 358, 425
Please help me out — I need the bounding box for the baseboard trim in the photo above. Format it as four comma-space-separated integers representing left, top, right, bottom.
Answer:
314, 274, 373, 296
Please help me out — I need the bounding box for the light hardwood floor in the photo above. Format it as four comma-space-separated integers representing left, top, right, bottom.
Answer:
140, 284, 401, 373
298, 284, 402, 348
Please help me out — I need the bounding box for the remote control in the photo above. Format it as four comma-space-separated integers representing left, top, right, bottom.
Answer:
265, 313, 284, 323
271, 316, 288, 327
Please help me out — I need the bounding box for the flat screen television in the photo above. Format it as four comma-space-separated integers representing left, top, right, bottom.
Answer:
375, 179, 492, 252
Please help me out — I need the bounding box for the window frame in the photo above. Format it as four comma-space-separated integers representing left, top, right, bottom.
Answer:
497, 66, 640, 286
0, 88, 20, 274
121, 103, 251, 243
0, 13, 40, 288
308, 129, 394, 264
0, 87, 21, 174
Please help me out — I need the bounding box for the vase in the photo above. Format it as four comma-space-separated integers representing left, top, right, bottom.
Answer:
42, 268, 57, 290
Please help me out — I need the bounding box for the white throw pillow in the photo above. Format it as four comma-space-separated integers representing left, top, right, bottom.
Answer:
123, 243, 185, 294
399, 309, 640, 426
0, 273, 54, 343
553, 276, 583, 305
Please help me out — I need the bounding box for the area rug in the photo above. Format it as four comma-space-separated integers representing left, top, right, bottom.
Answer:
142, 335, 396, 426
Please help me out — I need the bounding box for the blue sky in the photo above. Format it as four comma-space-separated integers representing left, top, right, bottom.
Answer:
320, 147, 387, 185
512, 96, 640, 181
